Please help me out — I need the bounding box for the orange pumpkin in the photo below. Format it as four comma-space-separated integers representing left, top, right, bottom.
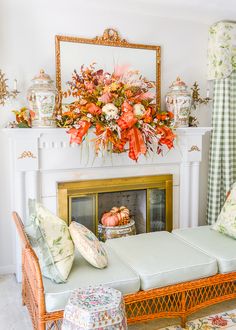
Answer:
101, 212, 119, 227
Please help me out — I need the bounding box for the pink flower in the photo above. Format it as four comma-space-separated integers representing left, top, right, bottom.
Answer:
136, 91, 155, 100
98, 92, 112, 103
114, 64, 130, 77
209, 316, 228, 327
84, 81, 94, 92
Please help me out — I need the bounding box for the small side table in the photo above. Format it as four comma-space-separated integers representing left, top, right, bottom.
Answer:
62, 285, 127, 330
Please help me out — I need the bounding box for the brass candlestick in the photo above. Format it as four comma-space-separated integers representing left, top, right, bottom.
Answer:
189, 81, 211, 127
191, 82, 211, 109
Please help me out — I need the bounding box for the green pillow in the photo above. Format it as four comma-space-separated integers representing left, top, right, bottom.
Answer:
25, 200, 74, 283
212, 183, 236, 239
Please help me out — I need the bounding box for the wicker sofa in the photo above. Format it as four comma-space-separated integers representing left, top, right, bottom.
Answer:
13, 212, 236, 330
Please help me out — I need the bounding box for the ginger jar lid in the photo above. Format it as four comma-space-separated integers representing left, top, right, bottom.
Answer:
32, 69, 54, 84
169, 76, 188, 91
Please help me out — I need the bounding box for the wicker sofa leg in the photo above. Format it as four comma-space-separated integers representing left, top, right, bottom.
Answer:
181, 291, 187, 328
21, 253, 26, 306
22, 281, 25, 306
37, 320, 46, 330
181, 316, 186, 328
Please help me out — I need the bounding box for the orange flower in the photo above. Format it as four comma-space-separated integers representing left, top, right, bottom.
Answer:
168, 111, 174, 119
63, 111, 76, 118
143, 108, 152, 123
121, 101, 133, 112
30, 110, 36, 120
161, 114, 167, 120
68, 121, 91, 144
86, 103, 101, 115
157, 126, 175, 149
125, 90, 133, 98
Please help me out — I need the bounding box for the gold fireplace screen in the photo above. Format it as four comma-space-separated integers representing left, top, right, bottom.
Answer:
57, 175, 173, 236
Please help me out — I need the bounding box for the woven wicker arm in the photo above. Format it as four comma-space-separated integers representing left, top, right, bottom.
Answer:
12, 212, 47, 329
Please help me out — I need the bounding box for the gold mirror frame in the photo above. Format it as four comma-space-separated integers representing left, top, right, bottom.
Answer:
55, 28, 161, 111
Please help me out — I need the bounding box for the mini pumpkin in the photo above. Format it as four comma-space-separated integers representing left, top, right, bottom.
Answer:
119, 206, 130, 218
115, 206, 130, 222
110, 206, 119, 213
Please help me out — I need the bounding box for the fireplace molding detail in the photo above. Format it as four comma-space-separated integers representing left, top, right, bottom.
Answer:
3, 127, 211, 281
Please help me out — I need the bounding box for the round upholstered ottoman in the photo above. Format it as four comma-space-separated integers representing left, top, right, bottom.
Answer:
62, 285, 127, 330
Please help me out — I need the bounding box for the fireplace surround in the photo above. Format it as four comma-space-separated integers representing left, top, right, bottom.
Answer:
3, 126, 211, 281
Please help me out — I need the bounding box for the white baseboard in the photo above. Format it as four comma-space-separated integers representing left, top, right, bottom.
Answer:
0, 265, 15, 275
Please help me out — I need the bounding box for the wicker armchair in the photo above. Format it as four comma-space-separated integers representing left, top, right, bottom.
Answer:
13, 211, 236, 330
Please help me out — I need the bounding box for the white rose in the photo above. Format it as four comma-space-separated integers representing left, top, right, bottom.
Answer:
102, 103, 119, 120
133, 103, 146, 117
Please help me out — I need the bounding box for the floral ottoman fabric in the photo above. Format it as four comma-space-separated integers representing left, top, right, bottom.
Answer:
161, 309, 236, 330
62, 285, 127, 330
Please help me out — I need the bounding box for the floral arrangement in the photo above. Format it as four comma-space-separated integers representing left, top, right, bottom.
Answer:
57, 63, 175, 161
11, 107, 32, 128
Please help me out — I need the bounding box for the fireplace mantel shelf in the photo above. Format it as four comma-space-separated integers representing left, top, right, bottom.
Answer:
2, 126, 212, 169
2, 126, 212, 136
3, 126, 212, 281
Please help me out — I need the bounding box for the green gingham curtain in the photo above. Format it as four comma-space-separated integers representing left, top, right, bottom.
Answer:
207, 70, 236, 224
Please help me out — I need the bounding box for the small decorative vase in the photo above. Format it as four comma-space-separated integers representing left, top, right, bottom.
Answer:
165, 77, 192, 128
27, 69, 58, 127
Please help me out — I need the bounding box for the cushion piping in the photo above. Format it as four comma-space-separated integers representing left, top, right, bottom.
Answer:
136, 259, 217, 278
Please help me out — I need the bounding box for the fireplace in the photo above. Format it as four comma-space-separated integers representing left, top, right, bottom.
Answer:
57, 175, 173, 237
3, 126, 211, 280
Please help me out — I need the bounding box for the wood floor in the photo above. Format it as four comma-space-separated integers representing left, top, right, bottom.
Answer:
1, 274, 236, 329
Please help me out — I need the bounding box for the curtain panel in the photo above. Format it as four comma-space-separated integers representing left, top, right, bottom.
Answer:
207, 70, 236, 224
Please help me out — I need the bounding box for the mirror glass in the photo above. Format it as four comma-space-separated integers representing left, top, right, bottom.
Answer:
56, 30, 161, 110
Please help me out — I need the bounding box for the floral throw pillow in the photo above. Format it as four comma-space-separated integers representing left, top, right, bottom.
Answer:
25, 200, 74, 283
69, 221, 108, 269
212, 184, 236, 239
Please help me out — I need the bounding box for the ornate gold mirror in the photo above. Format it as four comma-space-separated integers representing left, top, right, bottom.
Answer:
55, 28, 161, 111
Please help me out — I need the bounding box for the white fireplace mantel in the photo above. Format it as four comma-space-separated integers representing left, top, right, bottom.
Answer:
3, 126, 212, 281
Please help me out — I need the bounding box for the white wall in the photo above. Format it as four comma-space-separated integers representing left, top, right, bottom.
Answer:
0, 0, 211, 273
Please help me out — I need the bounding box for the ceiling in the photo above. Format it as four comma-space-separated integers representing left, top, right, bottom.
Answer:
146, 0, 236, 24
89, 0, 236, 25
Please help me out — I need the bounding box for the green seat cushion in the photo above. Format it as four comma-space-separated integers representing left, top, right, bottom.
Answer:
43, 245, 140, 312
173, 225, 236, 274
105, 231, 217, 291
